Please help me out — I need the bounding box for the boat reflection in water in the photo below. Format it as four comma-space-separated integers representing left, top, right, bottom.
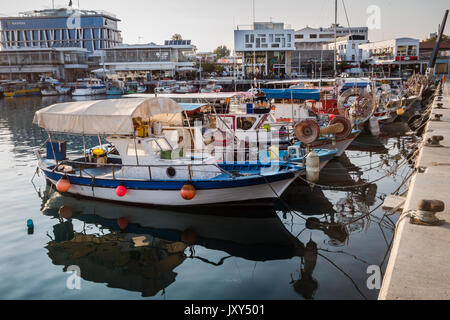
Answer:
41, 186, 324, 298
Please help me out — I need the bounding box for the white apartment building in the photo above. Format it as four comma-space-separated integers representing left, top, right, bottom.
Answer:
325, 35, 369, 62
359, 38, 420, 64
295, 25, 368, 50
234, 22, 295, 77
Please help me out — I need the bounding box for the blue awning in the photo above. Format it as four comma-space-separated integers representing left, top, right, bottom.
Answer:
179, 103, 208, 111
260, 89, 321, 101
341, 82, 371, 89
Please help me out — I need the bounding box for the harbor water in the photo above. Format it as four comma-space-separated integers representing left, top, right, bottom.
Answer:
0, 96, 414, 300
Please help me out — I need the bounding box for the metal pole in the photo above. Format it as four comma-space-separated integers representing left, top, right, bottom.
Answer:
334, 0, 337, 78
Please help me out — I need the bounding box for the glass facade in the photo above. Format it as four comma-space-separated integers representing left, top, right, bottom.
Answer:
0, 50, 87, 66
0, 10, 122, 52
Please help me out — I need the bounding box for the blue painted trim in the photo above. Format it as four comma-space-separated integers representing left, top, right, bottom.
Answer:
42, 164, 301, 191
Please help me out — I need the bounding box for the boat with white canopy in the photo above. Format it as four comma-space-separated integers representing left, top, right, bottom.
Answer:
33, 97, 306, 207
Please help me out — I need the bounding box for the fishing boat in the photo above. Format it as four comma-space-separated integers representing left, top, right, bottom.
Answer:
72, 78, 106, 96
126, 81, 147, 94
41, 84, 60, 96
2, 82, 41, 97
33, 97, 306, 207
106, 80, 125, 96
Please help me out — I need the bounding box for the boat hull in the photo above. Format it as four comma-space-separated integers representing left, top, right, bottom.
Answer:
44, 173, 299, 206
309, 130, 361, 157
4, 88, 41, 97
72, 87, 106, 96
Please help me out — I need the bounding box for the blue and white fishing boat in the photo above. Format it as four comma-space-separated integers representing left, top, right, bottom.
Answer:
106, 80, 125, 96
33, 97, 307, 207
72, 78, 107, 96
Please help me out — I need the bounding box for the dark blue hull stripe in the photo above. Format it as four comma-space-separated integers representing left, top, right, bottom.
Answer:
43, 169, 298, 191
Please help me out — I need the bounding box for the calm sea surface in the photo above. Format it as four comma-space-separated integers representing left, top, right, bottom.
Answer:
0, 95, 413, 300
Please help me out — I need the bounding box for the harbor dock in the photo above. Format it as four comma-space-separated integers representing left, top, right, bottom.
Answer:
379, 77, 450, 300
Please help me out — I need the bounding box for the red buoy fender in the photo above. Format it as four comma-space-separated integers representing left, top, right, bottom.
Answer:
180, 184, 196, 200
116, 185, 127, 197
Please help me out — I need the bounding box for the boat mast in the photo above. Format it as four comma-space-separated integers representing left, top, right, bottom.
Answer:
334, 0, 337, 78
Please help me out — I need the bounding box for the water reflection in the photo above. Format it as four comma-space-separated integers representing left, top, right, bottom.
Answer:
41, 187, 312, 297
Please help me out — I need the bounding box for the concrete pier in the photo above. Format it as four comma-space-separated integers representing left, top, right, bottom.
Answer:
379, 77, 450, 300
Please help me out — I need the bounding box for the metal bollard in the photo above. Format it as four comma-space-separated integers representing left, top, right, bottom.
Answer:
410, 200, 445, 226
431, 114, 443, 121
426, 135, 444, 147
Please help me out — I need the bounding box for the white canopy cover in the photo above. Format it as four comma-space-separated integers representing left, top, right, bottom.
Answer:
33, 97, 183, 135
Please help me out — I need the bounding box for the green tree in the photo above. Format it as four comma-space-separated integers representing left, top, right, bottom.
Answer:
171, 34, 183, 41
213, 45, 231, 59
425, 34, 450, 42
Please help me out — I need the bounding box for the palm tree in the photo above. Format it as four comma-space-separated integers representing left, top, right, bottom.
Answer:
171, 34, 183, 41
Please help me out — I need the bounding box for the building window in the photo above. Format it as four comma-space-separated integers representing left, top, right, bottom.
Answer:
310, 34, 317, 39
269, 34, 274, 42
245, 34, 250, 43
397, 45, 407, 56
271, 43, 280, 48
407, 45, 417, 56
295, 34, 304, 39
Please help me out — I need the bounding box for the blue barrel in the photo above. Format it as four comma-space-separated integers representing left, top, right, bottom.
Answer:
46, 141, 67, 161
246, 103, 253, 114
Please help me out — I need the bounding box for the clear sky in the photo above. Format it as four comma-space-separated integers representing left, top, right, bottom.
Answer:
1, 0, 449, 51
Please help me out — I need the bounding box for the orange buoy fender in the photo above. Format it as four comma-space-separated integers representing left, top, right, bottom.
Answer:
180, 184, 196, 200
56, 177, 71, 193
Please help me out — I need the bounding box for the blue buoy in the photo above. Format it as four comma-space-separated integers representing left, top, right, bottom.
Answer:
27, 219, 34, 229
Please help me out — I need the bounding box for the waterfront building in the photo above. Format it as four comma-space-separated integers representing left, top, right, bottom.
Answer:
291, 25, 367, 77
294, 25, 368, 51
359, 38, 422, 77
0, 47, 89, 81
234, 22, 295, 78
325, 35, 369, 62
102, 40, 196, 80
0, 8, 122, 52
420, 40, 450, 75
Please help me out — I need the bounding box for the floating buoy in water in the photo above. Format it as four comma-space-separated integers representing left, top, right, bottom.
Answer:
181, 228, 197, 245
117, 217, 128, 230
306, 151, 320, 183
116, 184, 127, 197
397, 108, 405, 116
56, 177, 71, 193
58, 206, 73, 219
180, 184, 196, 200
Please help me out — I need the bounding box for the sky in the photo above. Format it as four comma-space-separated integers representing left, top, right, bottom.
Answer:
0, 0, 449, 52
